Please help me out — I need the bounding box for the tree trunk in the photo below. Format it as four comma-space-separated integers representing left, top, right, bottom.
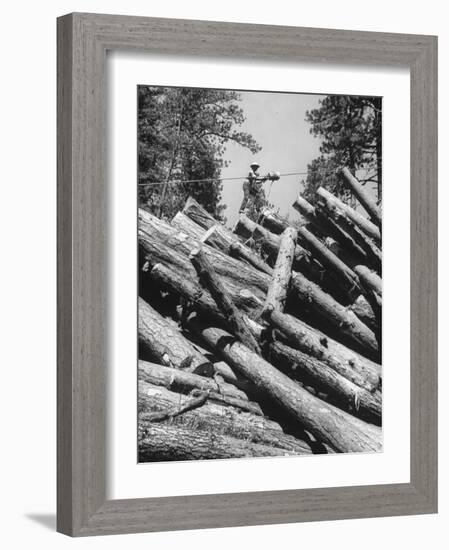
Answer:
354, 265, 382, 297
140, 210, 378, 359
263, 227, 297, 316
149, 262, 263, 333
296, 224, 363, 302
138, 381, 312, 455
148, 260, 380, 391
189, 246, 262, 354
139, 424, 299, 461
188, 320, 382, 453
259, 207, 289, 234
182, 195, 217, 229
138, 360, 263, 415
264, 308, 381, 392
171, 211, 271, 278
203, 224, 273, 275
349, 295, 379, 333
140, 230, 267, 314
289, 271, 379, 360
207, 217, 378, 358
139, 208, 269, 300
341, 167, 382, 228
316, 201, 382, 274
293, 195, 372, 270
138, 297, 214, 376
234, 214, 329, 288
268, 340, 381, 424
171, 210, 205, 241
316, 187, 381, 244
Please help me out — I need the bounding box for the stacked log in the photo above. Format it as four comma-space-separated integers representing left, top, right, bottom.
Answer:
138, 171, 383, 460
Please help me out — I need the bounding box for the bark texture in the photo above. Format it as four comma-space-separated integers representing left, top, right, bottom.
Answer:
182, 196, 217, 229
316, 199, 382, 273
263, 227, 297, 316
354, 265, 383, 297
234, 214, 329, 289
268, 340, 381, 423
265, 308, 381, 391
289, 271, 379, 360
204, 224, 273, 275
296, 224, 363, 301
139, 208, 269, 300
149, 262, 263, 335
139, 424, 297, 461
138, 186, 383, 460
316, 186, 381, 244
140, 213, 378, 359
259, 207, 289, 234
349, 295, 379, 333
190, 246, 262, 354
138, 381, 312, 454
138, 297, 214, 375
171, 210, 205, 241
341, 167, 382, 228
189, 321, 382, 453
138, 360, 263, 415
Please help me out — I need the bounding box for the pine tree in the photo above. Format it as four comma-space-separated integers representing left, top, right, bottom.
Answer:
138, 86, 261, 220
303, 96, 382, 204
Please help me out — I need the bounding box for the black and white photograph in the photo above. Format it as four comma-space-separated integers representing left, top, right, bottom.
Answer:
137, 85, 383, 462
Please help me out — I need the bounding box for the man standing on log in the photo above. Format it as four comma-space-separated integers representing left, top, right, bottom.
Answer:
239, 162, 269, 220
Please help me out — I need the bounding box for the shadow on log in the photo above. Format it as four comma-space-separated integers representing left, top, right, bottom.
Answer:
139, 381, 313, 455
188, 319, 382, 454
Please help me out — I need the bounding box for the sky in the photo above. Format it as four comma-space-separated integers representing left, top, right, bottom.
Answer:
220, 91, 325, 227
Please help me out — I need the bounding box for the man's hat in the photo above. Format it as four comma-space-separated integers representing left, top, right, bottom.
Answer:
250, 162, 260, 169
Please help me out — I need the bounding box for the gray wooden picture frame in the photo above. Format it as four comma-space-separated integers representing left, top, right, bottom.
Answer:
57, 12, 438, 537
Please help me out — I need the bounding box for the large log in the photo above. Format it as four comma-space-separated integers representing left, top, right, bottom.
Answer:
293, 195, 371, 269
296, 224, 363, 301
182, 196, 217, 229
138, 360, 263, 416
140, 232, 266, 315
289, 271, 379, 359
138, 297, 214, 376
263, 227, 297, 316
349, 294, 379, 333
316, 187, 381, 244
234, 215, 359, 309
341, 167, 382, 228
149, 260, 380, 392
203, 224, 272, 275
189, 320, 382, 453
149, 262, 263, 331
140, 210, 378, 358
189, 246, 261, 354
234, 214, 329, 288
139, 208, 268, 299
147, 261, 264, 394
354, 265, 382, 297
268, 340, 381, 424
171, 210, 205, 241
201, 225, 379, 340
315, 200, 382, 273
138, 381, 312, 454
172, 213, 271, 275
179, 207, 272, 276
264, 308, 380, 392
259, 207, 290, 234
138, 424, 301, 461
353, 271, 382, 345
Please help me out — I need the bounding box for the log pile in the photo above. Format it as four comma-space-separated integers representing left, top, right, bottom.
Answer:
138, 168, 382, 461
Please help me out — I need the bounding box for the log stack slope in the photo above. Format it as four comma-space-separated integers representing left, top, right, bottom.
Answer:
138, 170, 383, 460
